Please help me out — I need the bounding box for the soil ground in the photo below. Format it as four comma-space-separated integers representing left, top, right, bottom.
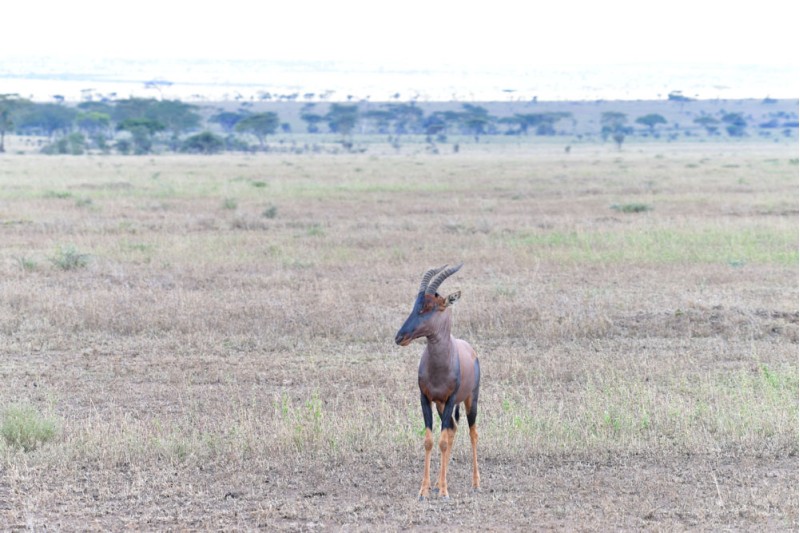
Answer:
0, 138, 797, 530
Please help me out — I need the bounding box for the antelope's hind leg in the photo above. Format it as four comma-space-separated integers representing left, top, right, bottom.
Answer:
466, 392, 480, 492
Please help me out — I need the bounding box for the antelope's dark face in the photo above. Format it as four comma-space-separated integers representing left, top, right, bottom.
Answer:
395, 264, 463, 346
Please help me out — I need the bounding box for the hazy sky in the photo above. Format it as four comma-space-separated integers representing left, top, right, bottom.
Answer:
5, 0, 799, 71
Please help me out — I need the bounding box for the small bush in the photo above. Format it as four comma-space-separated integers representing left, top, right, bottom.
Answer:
222, 198, 238, 210
51, 245, 90, 270
181, 131, 225, 154
75, 197, 93, 208
43, 190, 72, 199
41, 132, 86, 155
15, 256, 37, 271
262, 205, 278, 219
116, 139, 132, 155
611, 203, 652, 213
1, 404, 58, 452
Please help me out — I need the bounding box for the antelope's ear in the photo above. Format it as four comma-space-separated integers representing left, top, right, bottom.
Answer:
445, 291, 461, 306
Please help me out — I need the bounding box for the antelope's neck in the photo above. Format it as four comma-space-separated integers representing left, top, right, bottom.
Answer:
425, 313, 454, 366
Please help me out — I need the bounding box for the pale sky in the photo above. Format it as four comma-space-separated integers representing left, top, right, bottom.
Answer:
5, 0, 799, 70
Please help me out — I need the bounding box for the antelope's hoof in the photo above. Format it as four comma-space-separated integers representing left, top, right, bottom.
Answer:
472, 487, 481, 494
418, 495, 425, 502
432, 487, 439, 494
441, 495, 450, 501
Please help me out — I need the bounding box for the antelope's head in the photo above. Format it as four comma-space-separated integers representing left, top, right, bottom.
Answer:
395, 264, 463, 346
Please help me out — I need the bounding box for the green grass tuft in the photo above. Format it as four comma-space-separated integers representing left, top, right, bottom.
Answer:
1, 404, 58, 452
50, 245, 90, 270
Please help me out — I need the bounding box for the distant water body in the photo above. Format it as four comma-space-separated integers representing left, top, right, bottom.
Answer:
1, 56, 796, 102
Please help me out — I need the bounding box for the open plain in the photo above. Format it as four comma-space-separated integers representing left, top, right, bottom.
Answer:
0, 138, 797, 530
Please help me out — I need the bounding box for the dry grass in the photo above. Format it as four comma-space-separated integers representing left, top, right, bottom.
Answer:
0, 140, 797, 529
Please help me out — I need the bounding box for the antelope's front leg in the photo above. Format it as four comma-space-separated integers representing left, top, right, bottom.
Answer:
436, 397, 457, 499
436, 428, 455, 498
419, 395, 434, 500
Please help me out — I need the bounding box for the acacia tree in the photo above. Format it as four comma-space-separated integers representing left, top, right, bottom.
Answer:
325, 104, 360, 149
721, 112, 747, 137
325, 104, 359, 136
694, 115, 720, 135
363, 109, 393, 134
635, 113, 667, 134
111, 98, 200, 150
235, 112, 280, 149
601, 111, 629, 148
300, 104, 325, 133
209, 111, 247, 134
385, 103, 424, 134
511, 112, 572, 135
459, 104, 493, 142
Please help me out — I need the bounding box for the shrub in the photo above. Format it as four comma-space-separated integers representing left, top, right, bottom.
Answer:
50, 245, 90, 270
115, 139, 132, 155
1, 404, 58, 452
181, 131, 225, 154
262, 205, 278, 219
611, 203, 652, 213
41, 132, 86, 155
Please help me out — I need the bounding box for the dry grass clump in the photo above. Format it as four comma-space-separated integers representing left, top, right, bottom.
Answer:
0, 141, 796, 529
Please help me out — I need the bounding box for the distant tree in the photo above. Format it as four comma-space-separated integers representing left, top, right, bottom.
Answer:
324, 104, 359, 136
235, 112, 280, 148
459, 104, 493, 142
209, 111, 247, 133
612, 131, 625, 150
363, 109, 394, 134
300, 113, 325, 133
76, 111, 111, 150
16, 103, 77, 138
601, 112, 628, 148
635, 113, 667, 133
721, 112, 747, 137
498, 116, 522, 135
423, 113, 448, 138
0, 94, 30, 152
299, 103, 324, 133
512, 112, 572, 136
112, 98, 200, 148
181, 131, 225, 154
693, 115, 720, 135
385, 103, 424, 134
117, 118, 166, 154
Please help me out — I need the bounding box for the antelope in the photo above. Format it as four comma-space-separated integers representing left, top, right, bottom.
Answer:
394, 264, 480, 500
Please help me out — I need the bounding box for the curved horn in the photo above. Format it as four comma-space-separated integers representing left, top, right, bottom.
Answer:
425, 263, 463, 295
418, 265, 447, 293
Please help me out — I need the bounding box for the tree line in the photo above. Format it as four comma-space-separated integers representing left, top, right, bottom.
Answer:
0, 94, 795, 155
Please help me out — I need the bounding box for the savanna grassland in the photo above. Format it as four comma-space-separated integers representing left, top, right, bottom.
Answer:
0, 138, 797, 530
